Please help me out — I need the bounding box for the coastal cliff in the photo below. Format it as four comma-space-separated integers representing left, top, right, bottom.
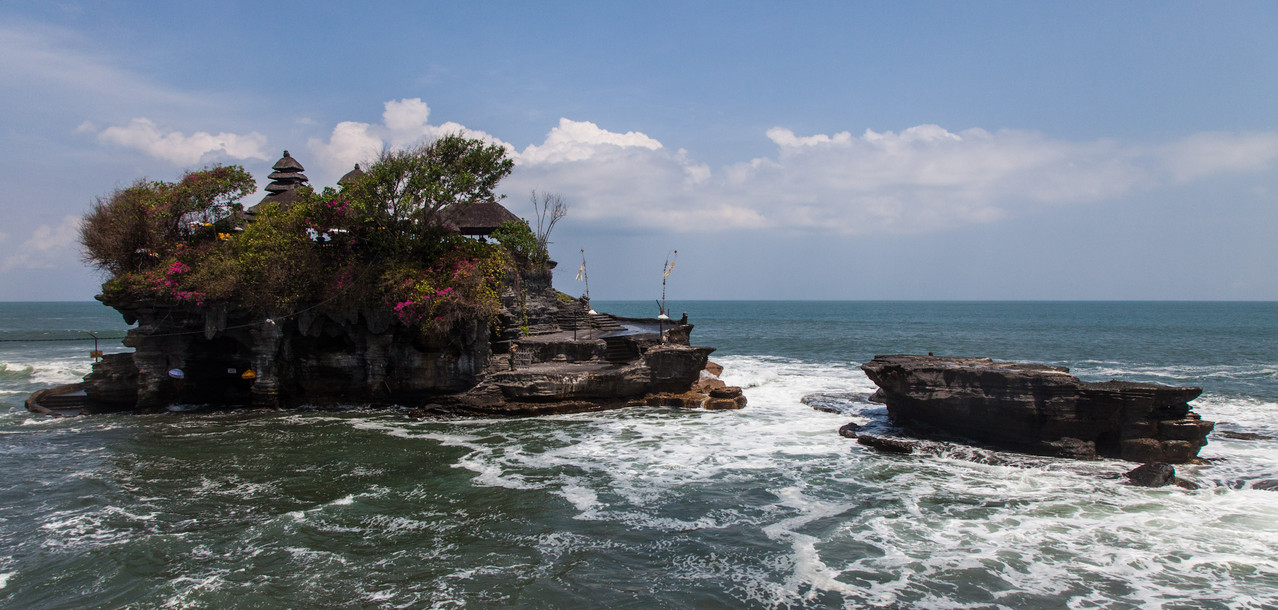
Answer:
80, 266, 730, 414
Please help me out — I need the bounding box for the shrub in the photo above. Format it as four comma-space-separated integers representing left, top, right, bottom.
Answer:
491, 219, 547, 268
81, 166, 255, 275
83, 137, 532, 339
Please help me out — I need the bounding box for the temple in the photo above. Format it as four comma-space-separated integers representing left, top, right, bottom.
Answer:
29, 151, 744, 416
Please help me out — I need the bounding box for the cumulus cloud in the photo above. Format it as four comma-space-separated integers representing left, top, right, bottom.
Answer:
2, 215, 81, 271
721, 125, 1150, 233
310, 99, 1278, 236
504, 119, 751, 229
517, 118, 663, 164
508, 120, 1278, 235
88, 118, 269, 166
308, 98, 512, 176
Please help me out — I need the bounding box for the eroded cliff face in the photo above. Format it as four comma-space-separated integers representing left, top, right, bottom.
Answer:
860, 355, 1214, 463
81, 267, 735, 415
91, 297, 492, 410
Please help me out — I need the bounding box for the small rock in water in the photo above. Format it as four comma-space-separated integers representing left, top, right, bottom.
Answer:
1218, 430, 1275, 441
801, 392, 858, 414
1044, 437, 1097, 460
838, 422, 862, 438
1124, 462, 1176, 487
1173, 478, 1200, 490
857, 434, 916, 454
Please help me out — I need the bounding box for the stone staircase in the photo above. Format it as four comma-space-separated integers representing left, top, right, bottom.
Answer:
602, 336, 637, 364
556, 303, 624, 333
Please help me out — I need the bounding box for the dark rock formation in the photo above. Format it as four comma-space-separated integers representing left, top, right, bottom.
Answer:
802, 392, 862, 414
860, 355, 1214, 463
89, 297, 493, 410
638, 362, 747, 411
66, 265, 735, 416
1124, 462, 1176, 487
857, 434, 917, 454
82, 353, 139, 409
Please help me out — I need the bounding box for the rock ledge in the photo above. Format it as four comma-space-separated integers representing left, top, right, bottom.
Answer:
860, 354, 1213, 463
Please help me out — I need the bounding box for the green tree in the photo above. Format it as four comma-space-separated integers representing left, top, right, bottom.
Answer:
347, 134, 514, 251
491, 219, 544, 266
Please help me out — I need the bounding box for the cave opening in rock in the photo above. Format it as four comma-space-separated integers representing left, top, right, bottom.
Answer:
179, 336, 255, 405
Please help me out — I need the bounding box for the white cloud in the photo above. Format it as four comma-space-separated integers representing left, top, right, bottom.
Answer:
2, 216, 81, 271
311, 120, 385, 176
1157, 131, 1278, 182
516, 118, 662, 164
311, 99, 1278, 237
505, 119, 760, 230
308, 98, 512, 176
90, 118, 269, 166
509, 120, 1278, 235
508, 121, 1132, 234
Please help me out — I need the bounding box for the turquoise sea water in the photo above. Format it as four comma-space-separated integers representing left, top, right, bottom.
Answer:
1, 301, 1276, 608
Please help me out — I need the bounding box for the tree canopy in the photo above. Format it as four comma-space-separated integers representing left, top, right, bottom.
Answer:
346, 135, 514, 251
80, 135, 543, 336
81, 165, 256, 276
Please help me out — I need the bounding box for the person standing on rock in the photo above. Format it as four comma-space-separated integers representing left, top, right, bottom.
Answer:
509, 343, 518, 371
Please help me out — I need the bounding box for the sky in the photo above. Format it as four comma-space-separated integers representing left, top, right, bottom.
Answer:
1, 1, 1276, 302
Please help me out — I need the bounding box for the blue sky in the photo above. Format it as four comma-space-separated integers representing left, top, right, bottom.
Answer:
2, 1, 1276, 301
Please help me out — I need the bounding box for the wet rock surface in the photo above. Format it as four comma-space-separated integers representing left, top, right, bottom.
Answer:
860, 354, 1214, 463
640, 362, 747, 410
1125, 462, 1177, 487
857, 434, 917, 454
66, 267, 738, 415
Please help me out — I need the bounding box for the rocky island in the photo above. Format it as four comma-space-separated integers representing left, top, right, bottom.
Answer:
32, 138, 742, 416
859, 354, 1213, 463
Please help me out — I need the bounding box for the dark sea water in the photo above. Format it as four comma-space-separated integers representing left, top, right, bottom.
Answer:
1, 301, 1276, 608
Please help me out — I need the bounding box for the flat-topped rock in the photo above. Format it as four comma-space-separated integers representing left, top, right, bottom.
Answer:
860, 354, 1213, 463
486, 345, 714, 402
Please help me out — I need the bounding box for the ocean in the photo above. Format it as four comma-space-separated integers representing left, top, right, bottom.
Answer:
1, 300, 1276, 608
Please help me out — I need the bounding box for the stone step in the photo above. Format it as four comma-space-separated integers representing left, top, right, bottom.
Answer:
555, 309, 624, 332
603, 336, 636, 363
588, 313, 624, 331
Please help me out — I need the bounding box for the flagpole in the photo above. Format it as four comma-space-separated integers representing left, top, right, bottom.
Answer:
659, 250, 677, 341
577, 249, 595, 339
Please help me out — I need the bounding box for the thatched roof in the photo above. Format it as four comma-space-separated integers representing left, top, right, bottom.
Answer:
444, 200, 520, 236
258, 150, 309, 207
272, 150, 305, 172
268, 170, 309, 182
337, 164, 365, 186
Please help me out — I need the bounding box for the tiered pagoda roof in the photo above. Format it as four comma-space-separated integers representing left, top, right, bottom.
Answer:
240, 151, 309, 221
259, 150, 308, 205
